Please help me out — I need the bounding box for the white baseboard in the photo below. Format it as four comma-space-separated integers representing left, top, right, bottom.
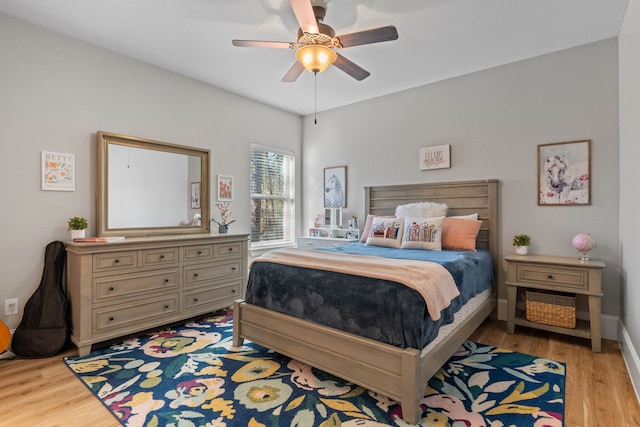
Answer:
619, 321, 640, 404
496, 298, 618, 340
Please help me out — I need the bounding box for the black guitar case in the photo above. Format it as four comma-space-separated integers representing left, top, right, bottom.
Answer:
12, 241, 69, 358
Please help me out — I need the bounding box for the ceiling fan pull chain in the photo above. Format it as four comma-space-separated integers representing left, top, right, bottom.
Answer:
314, 72, 318, 125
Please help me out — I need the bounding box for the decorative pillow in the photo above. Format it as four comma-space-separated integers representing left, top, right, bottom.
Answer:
359, 214, 396, 243
365, 216, 405, 248
400, 216, 444, 250
395, 201, 448, 219
441, 217, 482, 251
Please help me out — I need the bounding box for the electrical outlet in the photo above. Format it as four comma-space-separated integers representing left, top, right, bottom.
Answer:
4, 298, 18, 316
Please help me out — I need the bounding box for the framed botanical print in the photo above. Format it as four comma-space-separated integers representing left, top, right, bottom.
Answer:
538, 139, 591, 205
217, 175, 233, 201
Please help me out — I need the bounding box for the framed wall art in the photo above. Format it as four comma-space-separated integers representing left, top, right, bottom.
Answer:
190, 182, 201, 209
419, 144, 451, 170
538, 139, 591, 206
324, 166, 346, 208
217, 175, 233, 201
42, 151, 75, 191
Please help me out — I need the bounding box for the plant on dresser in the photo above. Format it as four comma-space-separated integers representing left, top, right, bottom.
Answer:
68, 216, 88, 240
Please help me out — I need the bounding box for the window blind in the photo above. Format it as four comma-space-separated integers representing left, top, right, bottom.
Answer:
250, 144, 295, 249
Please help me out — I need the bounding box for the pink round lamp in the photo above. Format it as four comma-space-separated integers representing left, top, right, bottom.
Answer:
572, 233, 596, 261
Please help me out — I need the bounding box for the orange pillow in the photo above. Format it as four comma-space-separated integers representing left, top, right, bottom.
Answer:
442, 217, 482, 251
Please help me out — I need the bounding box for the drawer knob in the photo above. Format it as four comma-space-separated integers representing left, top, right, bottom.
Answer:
547, 275, 554, 279
228, 247, 233, 252
193, 298, 199, 302
232, 289, 236, 293
164, 304, 169, 309
194, 273, 199, 278
109, 286, 115, 291
108, 316, 114, 321
114, 259, 120, 264
159, 255, 165, 259
231, 267, 236, 271
164, 279, 169, 283
197, 250, 202, 255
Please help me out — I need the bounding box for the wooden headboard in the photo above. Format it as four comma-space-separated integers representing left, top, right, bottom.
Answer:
364, 179, 500, 275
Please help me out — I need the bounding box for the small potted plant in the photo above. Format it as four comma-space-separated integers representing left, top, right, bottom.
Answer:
68, 216, 88, 239
211, 202, 236, 234
513, 234, 531, 255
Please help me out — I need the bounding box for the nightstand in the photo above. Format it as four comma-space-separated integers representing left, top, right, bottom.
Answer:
504, 254, 605, 352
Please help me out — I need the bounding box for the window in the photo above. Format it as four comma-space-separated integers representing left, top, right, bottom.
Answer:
250, 144, 295, 249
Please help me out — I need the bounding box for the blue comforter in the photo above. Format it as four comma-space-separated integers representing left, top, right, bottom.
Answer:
245, 242, 494, 349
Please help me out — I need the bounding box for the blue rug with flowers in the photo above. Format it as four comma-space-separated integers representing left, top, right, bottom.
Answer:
64, 312, 565, 426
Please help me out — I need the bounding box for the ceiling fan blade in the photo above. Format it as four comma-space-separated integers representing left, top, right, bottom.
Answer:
333, 53, 370, 81
337, 25, 398, 48
290, 0, 319, 34
282, 61, 305, 82
232, 40, 295, 49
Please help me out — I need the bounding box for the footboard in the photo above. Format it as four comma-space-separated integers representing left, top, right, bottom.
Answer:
233, 293, 497, 424
233, 299, 424, 423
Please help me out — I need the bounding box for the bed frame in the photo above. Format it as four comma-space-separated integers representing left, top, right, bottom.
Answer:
233, 179, 499, 424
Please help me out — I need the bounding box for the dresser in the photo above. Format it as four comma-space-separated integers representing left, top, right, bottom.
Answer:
504, 254, 605, 352
65, 234, 248, 356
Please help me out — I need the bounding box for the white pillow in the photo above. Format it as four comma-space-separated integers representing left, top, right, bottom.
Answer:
401, 216, 444, 250
450, 213, 479, 220
365, 216, 405, 248
395, 201, 448, 219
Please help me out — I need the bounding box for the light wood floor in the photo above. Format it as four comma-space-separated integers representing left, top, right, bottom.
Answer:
0, 318, 638, 426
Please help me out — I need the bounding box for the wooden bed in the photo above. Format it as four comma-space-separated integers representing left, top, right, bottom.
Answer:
233, 179, 499, 424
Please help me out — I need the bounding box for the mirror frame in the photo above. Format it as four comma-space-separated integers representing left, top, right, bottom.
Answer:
97, 131, 210, 237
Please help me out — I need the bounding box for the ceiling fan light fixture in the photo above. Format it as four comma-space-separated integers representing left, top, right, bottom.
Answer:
295, 44, 337, 74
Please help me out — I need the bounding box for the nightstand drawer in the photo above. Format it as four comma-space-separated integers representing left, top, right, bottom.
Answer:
93, 251, 137, 272
516, 264, 588, 290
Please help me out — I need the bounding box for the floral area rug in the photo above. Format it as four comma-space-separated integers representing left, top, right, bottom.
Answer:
64, 313, 565, 426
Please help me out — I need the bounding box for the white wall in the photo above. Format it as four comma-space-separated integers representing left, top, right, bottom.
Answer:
302, 39, 620, 322
619, 0, 640, 396
0, 13, 302, 330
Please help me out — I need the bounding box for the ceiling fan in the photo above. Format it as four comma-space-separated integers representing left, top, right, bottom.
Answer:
232, 0, 398, 82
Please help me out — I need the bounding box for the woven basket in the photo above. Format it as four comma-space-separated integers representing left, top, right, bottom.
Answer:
525, 291, 576, 329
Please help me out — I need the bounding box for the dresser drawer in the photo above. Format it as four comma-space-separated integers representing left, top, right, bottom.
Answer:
297, 238, 324, 249
141, 248, 179, 266
183, 244, 215, 262
214, 242, 243, 258
183, 279, 242, 310
516, 264, 588, 290
93, 269, 178, 303
184, 260, 242, 286
93, 295, 178, 334
93, 251, 137, 272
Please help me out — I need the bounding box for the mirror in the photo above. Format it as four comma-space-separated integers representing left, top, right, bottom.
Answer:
97, 131, 210, 237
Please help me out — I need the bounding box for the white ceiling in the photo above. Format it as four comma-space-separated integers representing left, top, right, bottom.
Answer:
0, 0, 630, 116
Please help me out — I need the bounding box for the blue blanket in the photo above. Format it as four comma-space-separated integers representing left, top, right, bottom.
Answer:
246, 243, 493, 349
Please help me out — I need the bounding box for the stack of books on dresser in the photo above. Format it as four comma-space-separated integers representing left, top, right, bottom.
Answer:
73, 236, 126, 243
